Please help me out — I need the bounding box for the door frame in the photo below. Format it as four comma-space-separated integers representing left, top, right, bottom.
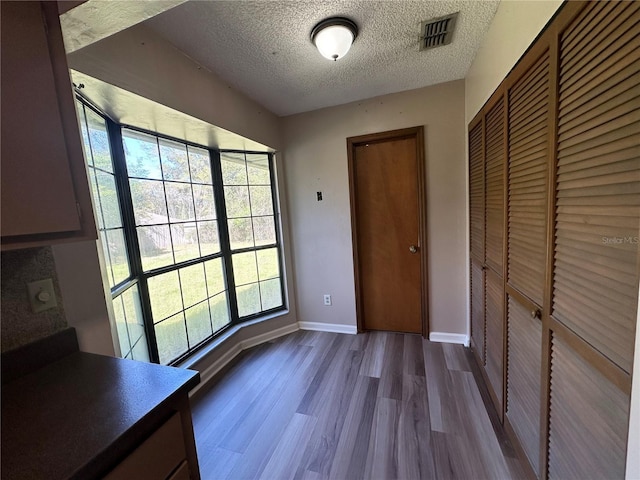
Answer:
347, 126, 429, 337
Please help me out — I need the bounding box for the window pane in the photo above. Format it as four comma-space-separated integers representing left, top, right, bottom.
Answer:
121, 284, 149, 362
247, 154, 270, 185
233, 252, 258, 285
138, 225, 173, 271
131, 336, 150, 362
165, 182, 195, 223
237, 283, 260, 317
224, 186, 251, 218
148, 270, 182, 321
185, 301, 212, 347
123, 130, 162, 179
193, 184, 216, 220
89, 169, 103, 229
221, 152, 247, 185
130, 179, 168, 225
228, 217, 254, 250
260, 278, 283, 310
99, 231, 115, 286
159, 138, 190, 182
205, 258, 226, 296
198, 221, 220, 256
256, 248, 279, 281
77, 104, 93, 166
171, 223, 200, 263
112, 295, 131, 357
210, 292, 230, 331
188, 146, 213, 184
96, 171, 122, 229
106, 229, 130, 286
180, 263, 207, 308
86, 108, 113, 173
155, 313, 188, 364
253, 216, 276, 246
249, 186, 274, 216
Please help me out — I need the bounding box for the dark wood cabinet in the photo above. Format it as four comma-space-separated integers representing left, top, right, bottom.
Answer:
1, 1, 96, 250
468, 2, 639, 478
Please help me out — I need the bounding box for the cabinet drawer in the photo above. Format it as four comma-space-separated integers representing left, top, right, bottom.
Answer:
104, 413, 186, 480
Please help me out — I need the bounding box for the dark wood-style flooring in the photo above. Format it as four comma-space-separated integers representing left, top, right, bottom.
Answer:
192, 330, 526, 479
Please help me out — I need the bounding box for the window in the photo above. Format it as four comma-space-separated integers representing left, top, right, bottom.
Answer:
221, 153, 283, 317
76, 99, 285, 365
76, 101, 149, 362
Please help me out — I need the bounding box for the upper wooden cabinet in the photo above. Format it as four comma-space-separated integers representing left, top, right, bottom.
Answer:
1, 1, 96, 250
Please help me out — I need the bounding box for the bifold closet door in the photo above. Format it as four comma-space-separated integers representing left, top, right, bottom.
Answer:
505, 48, 550, 478
469, 121, 485, 362
483, 96, 505, 413
548, 1, 640, 478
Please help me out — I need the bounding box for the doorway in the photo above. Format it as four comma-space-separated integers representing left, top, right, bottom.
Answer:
347, 126, 428, 335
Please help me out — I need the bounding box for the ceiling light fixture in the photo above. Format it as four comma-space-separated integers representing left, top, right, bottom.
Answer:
311, 17, 358, 61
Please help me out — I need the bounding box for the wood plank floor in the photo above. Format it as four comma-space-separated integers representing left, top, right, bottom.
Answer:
192, 331, 527, 479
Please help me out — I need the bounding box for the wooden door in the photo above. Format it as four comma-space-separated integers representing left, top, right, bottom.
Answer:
469, 119, 485, 363
348, 127, 426, 334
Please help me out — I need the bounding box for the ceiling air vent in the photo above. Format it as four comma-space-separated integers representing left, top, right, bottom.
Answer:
420, 12, 459, 50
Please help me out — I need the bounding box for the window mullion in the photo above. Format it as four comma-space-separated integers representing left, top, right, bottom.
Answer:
269, 153, 287, 310
210, 149, 240, 324
107, 119, 161, 364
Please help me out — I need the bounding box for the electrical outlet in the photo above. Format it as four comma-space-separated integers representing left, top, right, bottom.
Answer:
323, 294, 332, 306
27, 278, 57, 313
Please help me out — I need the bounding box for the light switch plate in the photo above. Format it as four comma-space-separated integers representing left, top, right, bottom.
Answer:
27, 278, 57, 313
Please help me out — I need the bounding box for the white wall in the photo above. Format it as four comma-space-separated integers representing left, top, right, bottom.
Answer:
282, 80, 467, 337
52, 241, 116, 356
465, 0, 563, 124
68, 23, 282, 150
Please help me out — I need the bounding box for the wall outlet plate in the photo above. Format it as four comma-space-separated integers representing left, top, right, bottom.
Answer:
323, 294, 332, 306
27, 278, 57, 313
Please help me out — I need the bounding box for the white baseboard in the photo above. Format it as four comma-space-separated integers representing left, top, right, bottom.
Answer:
429, 332, 470, 347
190, 322, 299, 397
298, 321, 358, 335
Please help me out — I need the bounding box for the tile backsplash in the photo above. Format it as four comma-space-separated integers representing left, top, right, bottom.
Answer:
1, 247, 67, 352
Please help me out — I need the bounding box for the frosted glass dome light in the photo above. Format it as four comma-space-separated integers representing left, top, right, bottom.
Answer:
311, 18, 358, 61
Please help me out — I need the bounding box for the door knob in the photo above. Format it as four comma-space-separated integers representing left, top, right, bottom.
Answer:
409, 245, 418, 254
531, 309, 541, 319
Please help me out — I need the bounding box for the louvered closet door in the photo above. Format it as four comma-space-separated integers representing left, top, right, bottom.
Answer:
470, 258, 485, 364
548, 336, 629, 479
506, 295, 542, 477
469, 122, 484, 260
485, 99, 505, 274
505, 50, 550, 478
469, 121, 485, 360
552, 0, 640, 373
507, 51, 550, 306
484, 267, 503, 412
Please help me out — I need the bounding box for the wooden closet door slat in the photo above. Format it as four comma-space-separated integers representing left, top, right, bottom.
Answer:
471, 259, 485, 364
507, 295, 542, 477
508, 52, 550, 306
469, 123, 484, 260
548, 336, 629, 479
484, 268, 503, 411
553, 0, 640, 374
485, 99, 505, 273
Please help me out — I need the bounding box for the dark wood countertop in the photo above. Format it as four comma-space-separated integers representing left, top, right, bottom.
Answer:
1, 351, 200, 480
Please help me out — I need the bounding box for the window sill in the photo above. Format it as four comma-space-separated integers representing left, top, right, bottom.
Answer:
175, 308, 292, 371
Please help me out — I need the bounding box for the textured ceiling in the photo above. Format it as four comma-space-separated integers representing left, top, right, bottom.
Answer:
146, 1, 499, 117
